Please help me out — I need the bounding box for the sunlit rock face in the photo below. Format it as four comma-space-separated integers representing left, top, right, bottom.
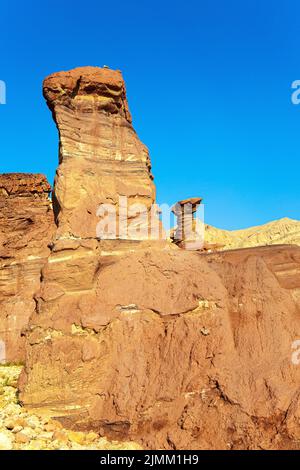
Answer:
0, 173, 55, 362
19, 244, 300, 450
43, 66, 157, 241
16, 68, 300, 450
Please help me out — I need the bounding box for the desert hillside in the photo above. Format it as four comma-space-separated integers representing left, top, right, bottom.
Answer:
205, 217, 300, 250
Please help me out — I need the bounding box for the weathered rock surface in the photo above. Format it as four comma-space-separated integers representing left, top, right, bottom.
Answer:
44, 66, 158, 240
19, 244, 300, 449
4, 67, 300, 450
0, 365, 140, 450
0, 174, 55, 363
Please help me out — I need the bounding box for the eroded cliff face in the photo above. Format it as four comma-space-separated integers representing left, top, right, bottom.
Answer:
19, 243, 300, 449
43, 66, 157, 240
13, 67, 300, 450
0, 174, 55, 363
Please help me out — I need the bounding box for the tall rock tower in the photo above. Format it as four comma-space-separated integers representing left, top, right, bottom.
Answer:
43, 66, 157, 240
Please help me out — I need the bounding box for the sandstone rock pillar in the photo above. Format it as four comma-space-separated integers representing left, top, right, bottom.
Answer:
43, 66, 157, 241
171, 197, 203, 250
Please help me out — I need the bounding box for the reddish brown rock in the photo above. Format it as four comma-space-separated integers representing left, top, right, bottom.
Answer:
43, 66, 157, 240
15, 68, 300, 450
19, 244, 300, 449
0, 173, 55, 363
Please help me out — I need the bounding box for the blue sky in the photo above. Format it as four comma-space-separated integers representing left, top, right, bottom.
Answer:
0, 0, 299, 230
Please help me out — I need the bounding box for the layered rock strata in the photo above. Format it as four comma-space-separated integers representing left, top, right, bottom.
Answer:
0, 174, 54, 363
19, 243, 300, 449
43, 66, 159, 241
15, 67, 300, 450
171, 197, 203, 250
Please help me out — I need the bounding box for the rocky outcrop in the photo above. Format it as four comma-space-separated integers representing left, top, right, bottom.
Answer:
0, 174, 54, 363
43, 66, 158, 241
0, 365, 140, 450
19, 244, 300, 449
11, 67, 300, 450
